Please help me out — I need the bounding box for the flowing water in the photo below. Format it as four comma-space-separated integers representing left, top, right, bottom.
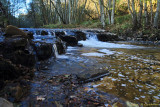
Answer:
19, 29, 160, 106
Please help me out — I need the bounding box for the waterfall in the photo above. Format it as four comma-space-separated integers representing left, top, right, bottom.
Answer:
86, 33, 98, 41
79, 33, 143, 49
53, 44, 59, 58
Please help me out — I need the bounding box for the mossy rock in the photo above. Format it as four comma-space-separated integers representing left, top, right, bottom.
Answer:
4, 25, 27, 37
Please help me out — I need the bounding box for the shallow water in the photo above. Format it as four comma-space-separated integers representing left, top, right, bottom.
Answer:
19, 28, 160, 106
78, 39, 160, 104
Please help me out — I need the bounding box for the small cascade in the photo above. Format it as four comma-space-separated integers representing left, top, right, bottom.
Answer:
64, 31, 67, 35
86, 33, 98, 41
53, 44, 59, 58
79, 33, 143, 49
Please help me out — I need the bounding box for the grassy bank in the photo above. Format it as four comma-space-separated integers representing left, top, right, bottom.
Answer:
42, 14, 132, 32
42, 20, 102, 29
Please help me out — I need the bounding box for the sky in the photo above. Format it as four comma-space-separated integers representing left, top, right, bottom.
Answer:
15, 0, 32, 17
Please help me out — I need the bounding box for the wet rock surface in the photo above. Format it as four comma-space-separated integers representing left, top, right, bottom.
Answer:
74, 31, 86, 41
0, 36, 36, 67
55, 31, 65, 37
55, 39, 66, 55
60, 35, 78, 46
33, 42, 53, 61
97, 32, 119, 41
41, 30, 48, 35
55, 32, 78, 46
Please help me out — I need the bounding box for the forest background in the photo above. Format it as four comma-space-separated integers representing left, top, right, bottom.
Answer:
0, 0, 160, 34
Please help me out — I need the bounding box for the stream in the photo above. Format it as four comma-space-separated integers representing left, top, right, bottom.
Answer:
17, 28, 160, 106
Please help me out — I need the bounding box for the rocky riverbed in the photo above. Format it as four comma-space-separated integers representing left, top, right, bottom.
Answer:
0, 26, 160, 107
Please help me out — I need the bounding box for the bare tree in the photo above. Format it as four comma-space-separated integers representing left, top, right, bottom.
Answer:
153, 0, 160, 28
144, 0, 149, 26
99, 0, 105, 28
138, 0, 143, 27
108, 0, 111, 24
128, 0, 138, 30
111, 0, 116, 24
150, 0, 153, 25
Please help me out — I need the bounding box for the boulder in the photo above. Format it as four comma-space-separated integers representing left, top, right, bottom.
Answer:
97, 32, 119, 41
1, 37, 29, 54
55, 31, 65, 37
0, 36, 36, 67
0, 56, 34, 80
25, 31, 34, 39
74, 31, 86, 41
34, 42, 53, 60
5, 50, 36, 68
0, 98, 13, 107
55, 38, 66, 55
0, 57, 21, 80
58, 35, 78, 46
4, 25, 27, 37
41, 30, 48, 35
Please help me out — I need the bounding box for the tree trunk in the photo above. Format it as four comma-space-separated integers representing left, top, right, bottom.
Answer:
154, 0, 160, 28
64, 0, 67, 24
138, 0, 143, 27
111, 0, 116, 24
108, 0, 111, 24
144, 0, 149, 27
132, 0, 137, 29
68, 0, 71, 24
128, 0, 138, 30
99, 0, 105, 28
40, 0, 48, 25
127, 0, 133, 18
50, 0, 65, 24
150, 0, 153, 26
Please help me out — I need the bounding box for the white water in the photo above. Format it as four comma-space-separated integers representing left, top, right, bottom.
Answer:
79, 34, 143, 49
98, 49, 116, 55
53, 44, 59, 58
79, 34, 145, 57
82, 53, 106, 57
53, 44, 69, 59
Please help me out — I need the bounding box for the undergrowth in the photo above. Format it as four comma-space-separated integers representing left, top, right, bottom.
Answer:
42, 14, 132, 34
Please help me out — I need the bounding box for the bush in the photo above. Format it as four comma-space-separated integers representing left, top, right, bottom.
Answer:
115, 14, 132, 24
